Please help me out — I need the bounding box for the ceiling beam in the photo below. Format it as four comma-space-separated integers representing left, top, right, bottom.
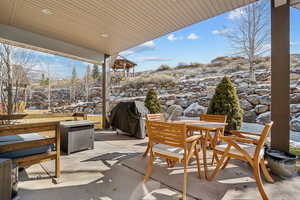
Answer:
0, 24, 104, 65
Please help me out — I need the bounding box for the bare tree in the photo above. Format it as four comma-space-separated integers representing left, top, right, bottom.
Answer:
84, 65, 91, 102
0, 43, 36, 117
224, 0, 270, 82
71, 66, 77, 103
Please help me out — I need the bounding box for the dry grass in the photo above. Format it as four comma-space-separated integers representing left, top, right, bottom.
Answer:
121, 73, 177, 87
290, 147, 300, 169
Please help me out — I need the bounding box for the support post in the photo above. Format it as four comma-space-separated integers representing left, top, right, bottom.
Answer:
102, 54, 111, 129
271, 0, 290, 152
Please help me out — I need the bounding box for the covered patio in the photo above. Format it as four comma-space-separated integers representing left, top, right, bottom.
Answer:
17, 130, 300, 200
0, 0, 300, 200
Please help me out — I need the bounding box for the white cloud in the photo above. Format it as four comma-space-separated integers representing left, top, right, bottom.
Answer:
187, 33, 199, 40
137, 57, 172, 62
141, 40, 155, 48
291, 41, 300, 46
119, 40, 156, 56
167, 34, 179, 41
212, 28, 232, 35
228, 8, 244, 20
119, 50, 134, 56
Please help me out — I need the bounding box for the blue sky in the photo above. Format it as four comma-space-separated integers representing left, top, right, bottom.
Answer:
34, 6, 300, 78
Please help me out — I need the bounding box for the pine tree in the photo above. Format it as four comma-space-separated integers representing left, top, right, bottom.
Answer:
144, 89, 162, 114
92, 64, 99, 81
71, 67, 77, 83
207, 76, 243, 131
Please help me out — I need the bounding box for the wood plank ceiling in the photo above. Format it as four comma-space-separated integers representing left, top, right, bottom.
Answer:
0, 0, 256, 57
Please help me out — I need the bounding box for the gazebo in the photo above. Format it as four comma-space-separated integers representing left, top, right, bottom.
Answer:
112, 56, 137, 78
0, 0, 299, 153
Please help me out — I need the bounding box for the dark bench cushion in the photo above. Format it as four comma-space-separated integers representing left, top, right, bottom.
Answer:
0, 133, 53, 159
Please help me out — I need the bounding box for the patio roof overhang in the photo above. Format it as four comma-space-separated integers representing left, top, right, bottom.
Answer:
0, 0, 298, 152
0, 0, 257, 64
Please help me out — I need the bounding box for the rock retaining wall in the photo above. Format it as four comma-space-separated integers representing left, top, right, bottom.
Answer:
111, 69, 300, 131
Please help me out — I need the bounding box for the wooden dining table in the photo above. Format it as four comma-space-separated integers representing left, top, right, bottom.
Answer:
172, 120, 227, 179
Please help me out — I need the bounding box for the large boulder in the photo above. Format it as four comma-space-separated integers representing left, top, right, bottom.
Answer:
165, 100, 175, 106
238, 92, 248, 100
291, 118, 300, 132
255, 105, 269, 114
243, 109, 257, 123
240, 99, 253, 111
175, 98, 189, 108
247, 94, 260, 105
290, 104, 300, 113
183, 103, 206, 117
290, 93, 300, 104
198, 97, 210, 107
206, 87, 216, 98
256, 111, 271, 124
259, 95, 271, 105
254, 89, 270, 96
166, 104, 183, 121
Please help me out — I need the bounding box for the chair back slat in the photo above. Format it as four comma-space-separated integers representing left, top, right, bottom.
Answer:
200, 114, 227, 123
146, 113, 165, 121
146, 121, 186, 148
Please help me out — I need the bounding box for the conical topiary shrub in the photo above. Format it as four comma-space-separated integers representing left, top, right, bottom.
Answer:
144, 89, 163, 114
207, 76, 243, 131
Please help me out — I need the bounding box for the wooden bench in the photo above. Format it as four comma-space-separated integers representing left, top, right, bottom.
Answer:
0, 121, 61, 178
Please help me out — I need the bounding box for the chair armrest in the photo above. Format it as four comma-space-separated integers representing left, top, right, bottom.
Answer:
186, 135, 201, 143
219, 135, 258, 145
230, 130, 261, 137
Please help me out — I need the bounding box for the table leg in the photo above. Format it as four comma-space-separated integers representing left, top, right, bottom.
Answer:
202, 130, 209, 179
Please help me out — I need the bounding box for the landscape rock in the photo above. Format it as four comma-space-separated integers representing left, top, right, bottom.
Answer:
198, 97, 210, 107
259, 95, 271, 105
166, 104, 183, 120
290, 104, 300, 113
290, 93, 300, 104
254, 89, 270, 96
165, 100, 175, 106
255, 105, 269, 114
256, 112, 271, 124
183, 103, 206, 117
290, 118, 300, 132
175, 98, 189, 108
243, 109, 257, 123
247, 94, 261, 105
240, 99, 253, 111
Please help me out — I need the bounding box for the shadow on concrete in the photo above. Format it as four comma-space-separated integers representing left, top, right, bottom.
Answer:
19, 164, 181, 200
81, 152, 140, 168
94, 131, 140, 141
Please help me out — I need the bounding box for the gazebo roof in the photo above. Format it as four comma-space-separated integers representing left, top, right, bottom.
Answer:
0, 0, 257, 64
112, 57, 137, 70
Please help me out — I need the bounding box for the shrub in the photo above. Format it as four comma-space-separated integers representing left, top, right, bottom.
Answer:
144, 89, 162, 114
175, 62, 204, 70
207, 76, 243, 131
121, 73, 176, 88
156, 64, 172, 72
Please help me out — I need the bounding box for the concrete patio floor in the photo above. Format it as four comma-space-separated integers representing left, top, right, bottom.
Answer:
18, 130, 300, 200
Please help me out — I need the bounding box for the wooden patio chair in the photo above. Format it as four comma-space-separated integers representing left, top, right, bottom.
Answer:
143, 113, 165, 157
208, 122, 274, 200
144, 121, 201, 200
197, 114, 227, 164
